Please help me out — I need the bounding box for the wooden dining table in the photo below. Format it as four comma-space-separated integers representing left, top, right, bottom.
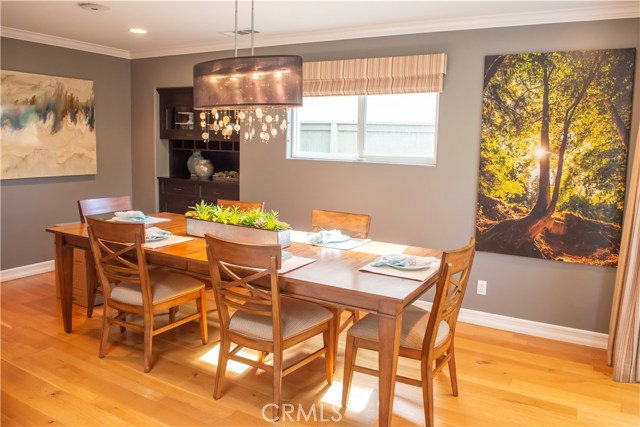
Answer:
46, 212, 441, 427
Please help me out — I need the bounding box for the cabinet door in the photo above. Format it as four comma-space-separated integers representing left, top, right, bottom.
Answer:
158, 87, 199, 140
201, 180, 240, 203
160, 194, 200, 214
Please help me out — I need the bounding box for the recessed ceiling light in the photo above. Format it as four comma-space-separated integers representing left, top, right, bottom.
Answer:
79, 3, 108, 12
222, 29, 260, 37
129, 28, 148, 35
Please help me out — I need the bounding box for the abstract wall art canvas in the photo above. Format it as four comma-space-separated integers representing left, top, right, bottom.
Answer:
1, 70, 96, 179
476, 49, 635, 266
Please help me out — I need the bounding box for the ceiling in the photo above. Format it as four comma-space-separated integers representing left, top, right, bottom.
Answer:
1, 1, 638, 59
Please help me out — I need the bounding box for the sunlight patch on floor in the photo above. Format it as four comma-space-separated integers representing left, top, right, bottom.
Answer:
320, 381, 373, 413
199, 343, 258, 375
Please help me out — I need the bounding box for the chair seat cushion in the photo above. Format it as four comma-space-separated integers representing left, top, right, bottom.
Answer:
229, 297, 332, 342
110, 269, 205, 306
347, 305, 450, 350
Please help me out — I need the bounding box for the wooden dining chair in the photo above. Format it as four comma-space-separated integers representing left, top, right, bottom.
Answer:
311, 208, 372, 337
217, 199, 265, 212
341, 238, 476, 427
87, 217, 208, 373
78, 195, 133, 317
78, 196, 132, 223
205, 234, 335, 420
311, 208, 371, 238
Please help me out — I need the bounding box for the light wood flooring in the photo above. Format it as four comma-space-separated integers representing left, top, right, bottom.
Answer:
2, 272, 638, 426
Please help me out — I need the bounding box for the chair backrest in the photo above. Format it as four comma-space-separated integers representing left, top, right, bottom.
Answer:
423, 237, 476, 357
205, 234, 283, 341
78, 196, 132, 223
86, 217, 151, 307
311, 209, 371, 238
217, 199, 265, 212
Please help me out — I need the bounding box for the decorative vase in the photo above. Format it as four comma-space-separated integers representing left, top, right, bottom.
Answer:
187, 151, 204, 178
194, 159, 214, 180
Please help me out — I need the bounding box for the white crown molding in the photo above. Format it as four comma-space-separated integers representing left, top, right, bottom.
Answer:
414, 300, 608, 349
1, 4, 637, 59
0, 27, 131, 59
0, 260, 55, 283
130, 3, 640, 59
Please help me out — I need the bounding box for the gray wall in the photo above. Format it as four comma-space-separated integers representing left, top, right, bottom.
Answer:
132, 18, 639, 333
1, 37, 132, 270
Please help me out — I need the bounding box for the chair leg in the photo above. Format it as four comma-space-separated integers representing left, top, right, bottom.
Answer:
196, 289, 209, 345
214, 338, 230, 400
421, 360, 435, 427
448, 349, 458, 396
323, 319, 335, 385
117, 311, 126, 333
84, 250, 98, 318
169, 307, 176, 323
272, 349, 283, 421
341, 335, 357, 408
352, 309, 360, 322
143, 314, 154, 373
99, 305, 111, 358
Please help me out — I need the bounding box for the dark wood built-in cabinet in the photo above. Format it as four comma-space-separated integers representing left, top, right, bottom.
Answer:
157, 87, 240, 214
158, 177, 239, 214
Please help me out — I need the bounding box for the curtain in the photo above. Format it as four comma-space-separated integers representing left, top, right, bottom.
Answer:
608, 129, 640, 383
303, 53, 447, 97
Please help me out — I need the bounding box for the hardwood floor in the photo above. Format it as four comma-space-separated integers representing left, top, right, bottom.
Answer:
2, 272, 638, 426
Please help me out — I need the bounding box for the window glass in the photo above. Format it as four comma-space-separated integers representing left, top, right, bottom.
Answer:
364, 93, 437, 158
291, 93, 438, 165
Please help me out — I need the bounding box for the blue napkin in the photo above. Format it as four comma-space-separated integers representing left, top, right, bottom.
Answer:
371, 254, 411, 267
145, 227, 172, 240
309, 229, 344, 244
282, 251, 293, 261
114, 210, 146, 222
371, 254, 439, 268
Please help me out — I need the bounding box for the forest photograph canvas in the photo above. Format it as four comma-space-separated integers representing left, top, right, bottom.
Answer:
0, 70, 96, 180
476, 48, 635, 266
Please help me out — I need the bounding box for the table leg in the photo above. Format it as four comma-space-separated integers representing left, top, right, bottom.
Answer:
85, 249, 98, 317
328, 306, 341, 372
54, 234, 74, 332
378, 312, 402, 427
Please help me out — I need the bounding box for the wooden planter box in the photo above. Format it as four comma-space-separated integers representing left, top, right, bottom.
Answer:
186, 218, 291, 248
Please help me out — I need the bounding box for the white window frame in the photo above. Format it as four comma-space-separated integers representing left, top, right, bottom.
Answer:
287, 94, 439, 166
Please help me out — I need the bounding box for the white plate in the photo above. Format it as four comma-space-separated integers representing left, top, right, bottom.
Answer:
146, 235, 169, 243
112, 216, 146, 223
388, 263, 433, 271
321, 235, 351, 243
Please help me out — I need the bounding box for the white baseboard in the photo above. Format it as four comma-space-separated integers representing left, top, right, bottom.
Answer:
413, 300, 608, 349
0, 260, 608, 349
0, 260, 55, 282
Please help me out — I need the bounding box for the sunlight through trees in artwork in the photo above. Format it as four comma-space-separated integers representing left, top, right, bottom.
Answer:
476, 49, 635, 266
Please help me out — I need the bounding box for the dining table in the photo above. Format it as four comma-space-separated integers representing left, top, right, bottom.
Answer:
46, 212, 441, 427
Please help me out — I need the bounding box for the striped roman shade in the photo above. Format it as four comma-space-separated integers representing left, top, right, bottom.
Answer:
303, 53, 447, 96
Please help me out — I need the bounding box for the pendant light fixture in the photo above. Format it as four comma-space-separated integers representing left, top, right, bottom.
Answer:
193, 0, 302, 143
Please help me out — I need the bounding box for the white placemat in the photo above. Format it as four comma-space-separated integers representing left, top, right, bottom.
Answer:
144, 216, 171, 225
279, 256, 317, 274
143, 235, 195, 249
111, 216, 171, 225
290, 230, 371, 250
359, 259, 440, 281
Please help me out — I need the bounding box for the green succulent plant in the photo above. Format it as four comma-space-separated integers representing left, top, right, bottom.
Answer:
186, 201, 290, 231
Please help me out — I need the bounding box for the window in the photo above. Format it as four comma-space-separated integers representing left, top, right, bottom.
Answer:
289, 92, 438, 165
